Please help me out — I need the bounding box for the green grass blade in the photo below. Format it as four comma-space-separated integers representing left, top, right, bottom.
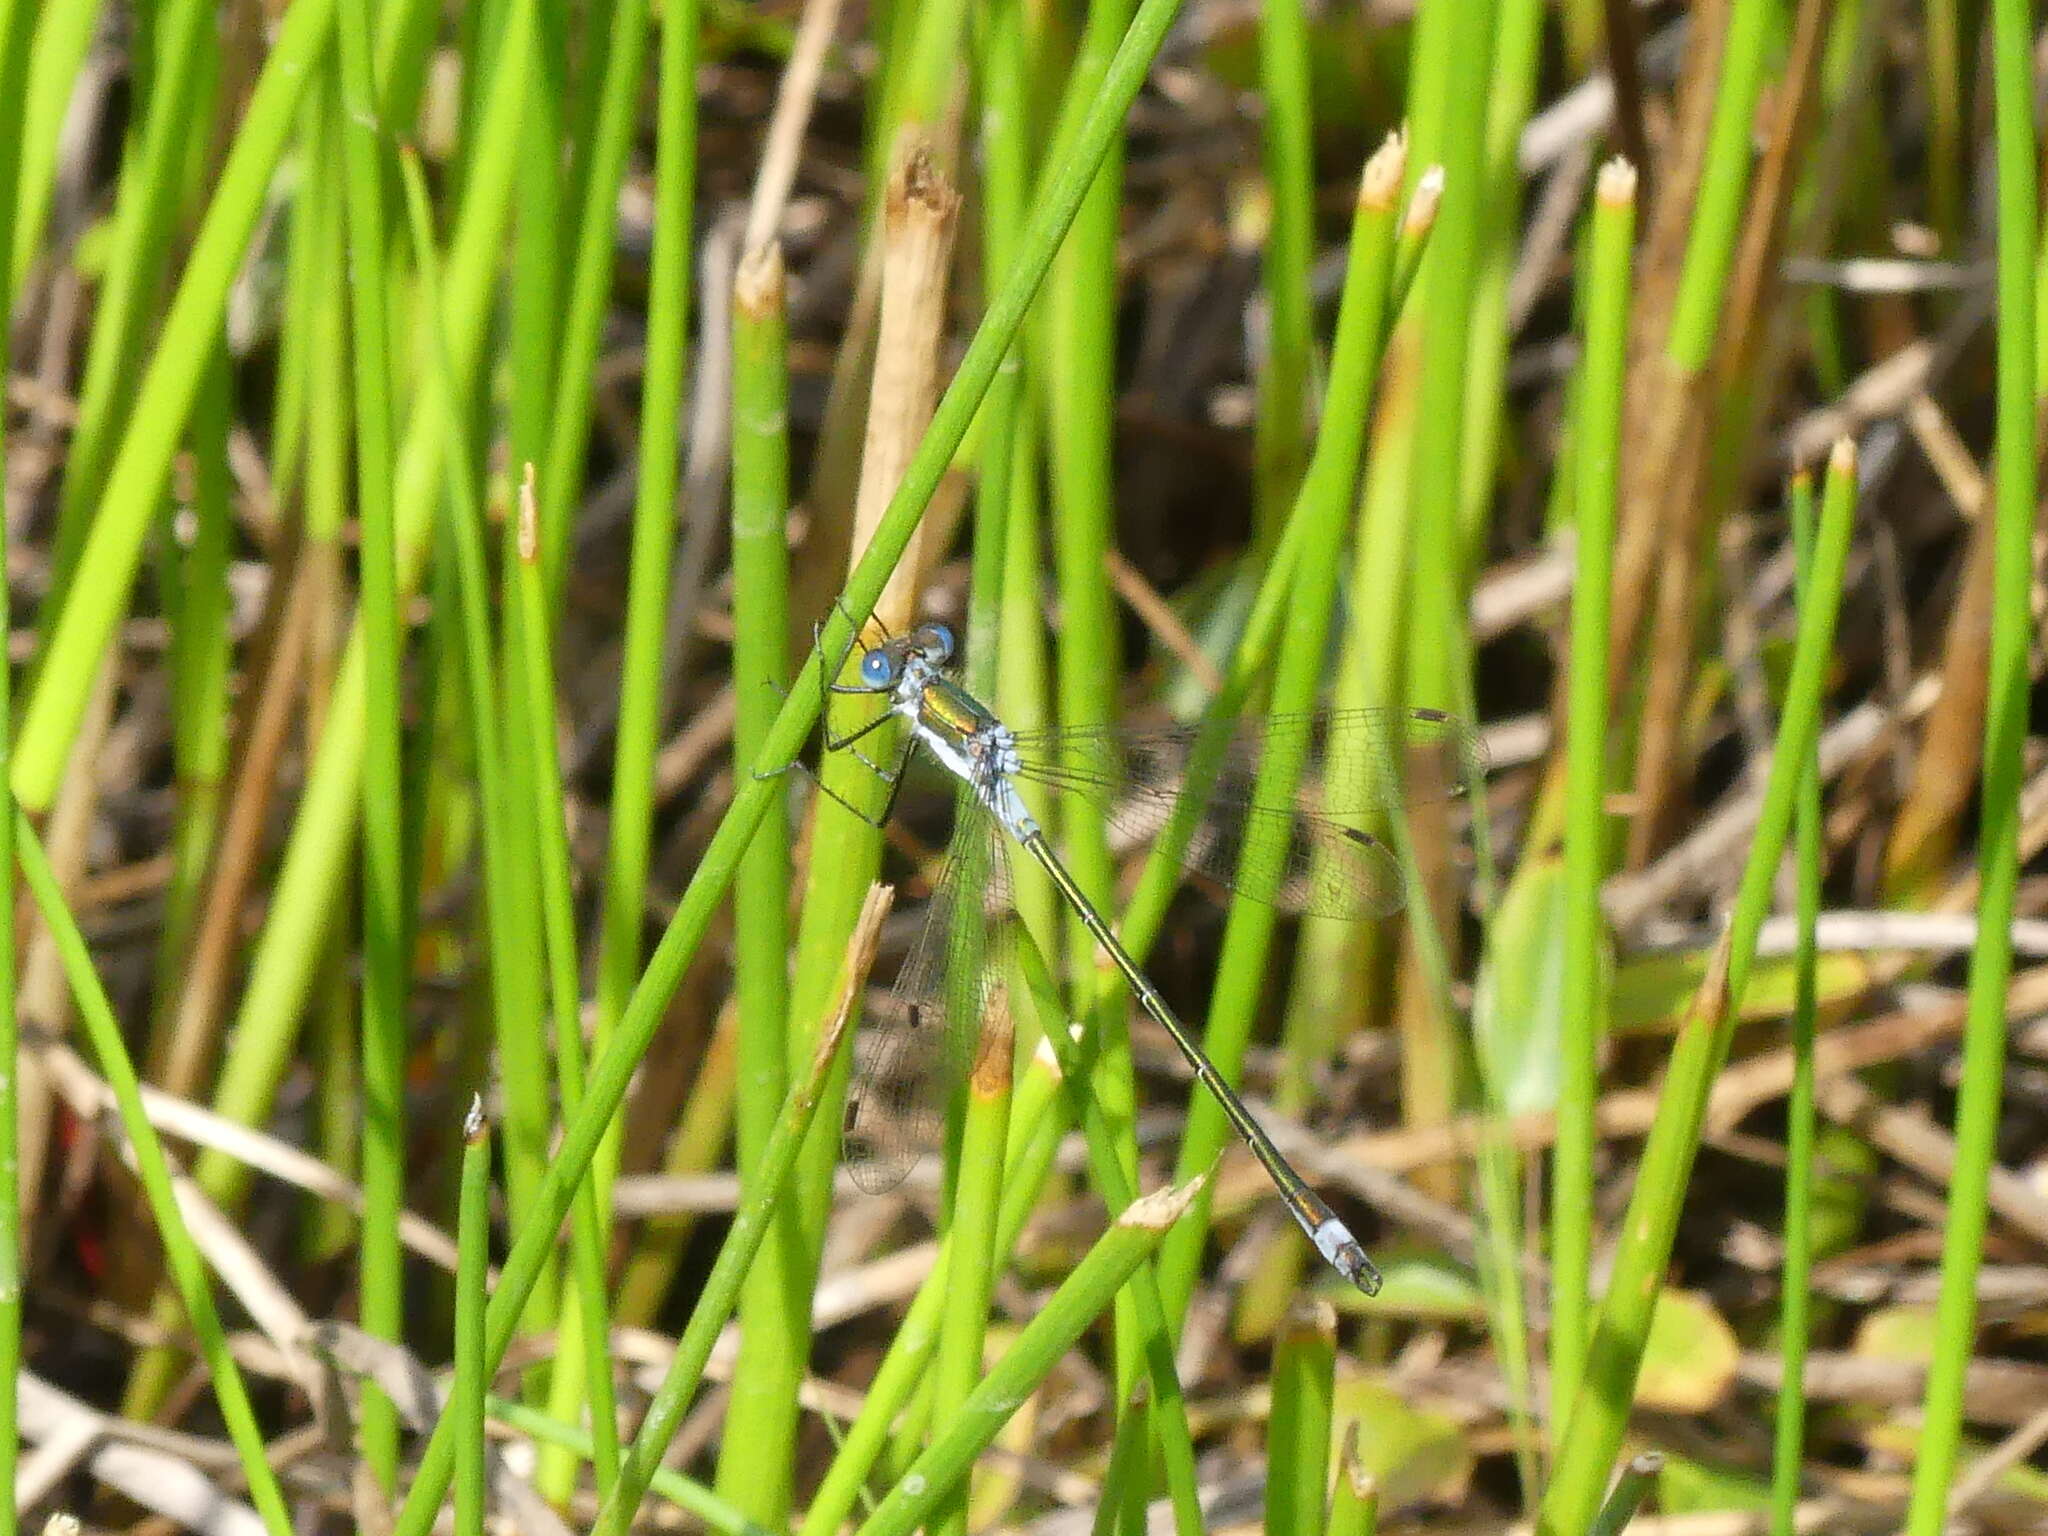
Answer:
13, 0, 340, 808
1549, 157, 1636, 1426
1265, 1299, 1337, 1536
1537, 439, 1860, 1536
1769, 468, 1822, 1536
334, 0, 407, 1483
452, 1101, 493, 1536
16, 817, 295, 1536
588, 890, 887, 1536
1902, 0, 2036, 1521
850, 1178, 1204, 1536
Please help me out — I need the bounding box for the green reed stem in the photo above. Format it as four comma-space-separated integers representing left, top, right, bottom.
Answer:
596, 0, 698, 1099
13, 0, 339, 807
150, 344, 234, 1047
1253, 0, 1315, 540
1158, 136, 1407, 1319
17, 818, 293, 1536
1663, 0, 1772, 373
726, 233, 795, 1258
452, 1101, 493, 1536
1769, 468, 1822, 1536
850, 1180, 1202, 1536
1903, 0, 2036, 1520
336, 0, 406, 1482
190, 0, 538, 1219
1538, 440, 1859, 1536
794, 1057, 1072, 1536
1010, 926, 1204, 1536
393, 147, 556, 1332
929, 1000, 1015, 1536
510, 481, 623, 1498
487, 1396, 775, 1535
1265, 1299, 1337, 1536
588, 924, 871, 1536
536, 0, 651, 595
9, 0, 103, 286
1328, 1428, 1379, 1536
1549, 157, 1634, 1426
43, 0, 216, 601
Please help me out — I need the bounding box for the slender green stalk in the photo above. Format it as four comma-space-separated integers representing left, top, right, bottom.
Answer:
929, 1001, 1014, 1536
149, 343, 234, 1044
44, 0, 216, 599
1265, 1299, 1337, 1536
968, 0, 1030, 703
1039, 0, 1127, 984
1770, 469, 1822, 1536
1328, 1428, 1379, 1536
12, 0, 340, 808
10, 0, 106, 285
1253, 0, 1315, 540
335, 0, 407, 1482
1663, 0, 1773, 373
596, 0, 698, 1093
536, 0, 651, 594
387, 10, 1190, 1522
1009, 922, 1205, 1536
716, 142, 961, 1522
1401, 0, 1493, 696
1159, 136, 1407, 1320
1088, 1394, 1153, 1536
452, 1099, 493, 1536
708, 963, 1050, 1515
849, 1179, 1202, 1536
1550, 157, 1635, 1426
511, 475, 624, 1498
589, 895, 882, 1536
16, 818, 294, 1536
1455, 0, 1545, 554
189, 0, 539, 1212
793, 1060, 1072, 1536
1537, 439, 1859, 1536
394, 143, 566, 1351
1904, 0, 2036, 1521
1388, 168, 1442, 321
0, 0, 31, 1512
724, 236, 797, 1413
487, 1397, 776, 1536
1587, 1453, 1663, 1536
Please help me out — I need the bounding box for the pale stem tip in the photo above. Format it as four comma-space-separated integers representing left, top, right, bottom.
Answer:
1404, 166, 1445, 233
1596, 157, 1639, 204
1360, 132, 1409, 210
517, 463, 540, 564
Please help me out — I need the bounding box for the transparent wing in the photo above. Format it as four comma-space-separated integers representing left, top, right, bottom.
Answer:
1007, 706, 1486, 920
843, 799, 1015, 1195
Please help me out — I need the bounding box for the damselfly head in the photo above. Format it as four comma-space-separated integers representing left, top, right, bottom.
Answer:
856, 623, 955, 689
857, 645, 903, 688
911, 623, 955, 662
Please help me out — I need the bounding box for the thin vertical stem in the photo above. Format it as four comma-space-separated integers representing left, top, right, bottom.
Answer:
1770, 469, 1822, 1536
1550, 158, 1635, 1426
1903, 0, 2036, 1522
336, 0, 406, 1486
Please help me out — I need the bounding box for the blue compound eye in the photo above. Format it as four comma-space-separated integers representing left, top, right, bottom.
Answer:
859, 648, 899, 687
920, 623, 955, 662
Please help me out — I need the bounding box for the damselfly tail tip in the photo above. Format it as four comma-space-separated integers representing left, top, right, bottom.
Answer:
1312, 1216, 1384, 1296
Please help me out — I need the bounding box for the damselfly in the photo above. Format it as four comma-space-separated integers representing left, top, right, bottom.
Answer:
818, 618, 1484, 1294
